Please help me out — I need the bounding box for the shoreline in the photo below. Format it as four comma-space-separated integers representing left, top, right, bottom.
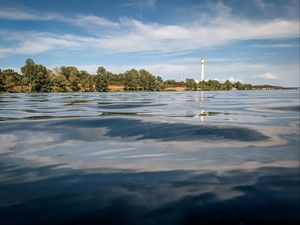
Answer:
0, 87, 298, 94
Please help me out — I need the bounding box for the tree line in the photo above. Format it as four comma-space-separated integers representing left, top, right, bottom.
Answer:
0, 58, 282, 93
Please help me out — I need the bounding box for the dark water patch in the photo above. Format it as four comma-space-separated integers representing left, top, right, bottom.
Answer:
4, 117, 269, 142
66, 108, 80, 111
37, 106, 67, 110
100, 112, 138, 116
0, 95, 19, 98
0, 100, 14, 103
0, 117, 269, 142
64, 100, 92, 106
266, 106, 300, 112
99, 104, 146, 109
24, 116, 68, 120
0, 116, 83, 121
100, 118, 269, 142
22, 109, 39, 113
97, 101, 153, 105
24, 116, 84, 120
203, 111, 230, 116
0, 166, 299, 225
29, 99, 49, 102
97, 101, 115, 105
0, 117, 19, 121
98, 103, 165, 109
100, 112, 162, 117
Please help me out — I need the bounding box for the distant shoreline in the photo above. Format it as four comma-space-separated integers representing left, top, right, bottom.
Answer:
1, 58, 297, 93
1, 87, 298, 94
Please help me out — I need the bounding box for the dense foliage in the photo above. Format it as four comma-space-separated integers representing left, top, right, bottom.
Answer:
0, 58, 285, 93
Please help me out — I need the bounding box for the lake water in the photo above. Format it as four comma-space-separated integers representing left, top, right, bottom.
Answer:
0, 90, 299, 225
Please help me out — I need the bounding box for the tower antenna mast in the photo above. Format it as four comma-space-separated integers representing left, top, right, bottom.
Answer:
200, 57, 205, 82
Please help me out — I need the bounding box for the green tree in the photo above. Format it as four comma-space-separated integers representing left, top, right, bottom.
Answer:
108, 72, 124, 86
0, 69, 21, 92
154, 76, 164, 91
243, 83, 253, 90
50, 73, 68, 92
139, 69, 150, 91
20, 59, 51, 92
79, 70, 94, 92
234, 81, 244, 90
198, 80, 206, 91
205, 80, 222, 91
224, 80, 233, 90
0, 69, 4, 92
1, 59, 265, 93
95, 66, 109, 92
124, 69, 139, 91
21, 58, 36, 92
186, 78, 197, 91
32, 65, 51, 92
59, 67, 80, 91
139, 69, 159, 91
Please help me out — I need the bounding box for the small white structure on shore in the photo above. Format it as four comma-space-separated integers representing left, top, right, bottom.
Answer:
200, 57, 205, 82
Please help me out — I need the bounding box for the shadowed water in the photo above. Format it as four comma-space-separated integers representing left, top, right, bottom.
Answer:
0, 90, 299, 225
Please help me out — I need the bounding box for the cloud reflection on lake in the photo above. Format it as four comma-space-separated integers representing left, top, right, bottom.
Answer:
0, 90, 299, 224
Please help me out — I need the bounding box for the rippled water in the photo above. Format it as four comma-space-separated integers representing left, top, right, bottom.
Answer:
0, 90, 299, 225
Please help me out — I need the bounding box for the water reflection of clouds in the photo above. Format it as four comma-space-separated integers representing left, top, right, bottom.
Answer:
45, 117, 270, 142
0, 117, 298, 173
1, 91, 299, 224
0, 165, 299, 225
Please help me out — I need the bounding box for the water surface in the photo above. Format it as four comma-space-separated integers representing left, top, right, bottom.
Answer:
0, 90, 299, 225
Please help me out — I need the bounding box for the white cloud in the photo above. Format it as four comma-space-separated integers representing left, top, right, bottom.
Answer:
210, 76, 243, 82
86, 18, 299, 53
253, 0, 267, 13
210, 1, 232, 18
207, 62, 271, 74
123, 0, 157, 9
139, 64, 188, 75
0, 47, 13, 57
66, 15, 119, 28
252, 44, 299, 48
0, 8, 65, 21
0, 8, 118, 28
0, 32, 81, 57
0, 8, 40, 20
0, 5, 299, 56
209, 76, 243, 83
254, 72, 279, 79
229, 76, 243, 83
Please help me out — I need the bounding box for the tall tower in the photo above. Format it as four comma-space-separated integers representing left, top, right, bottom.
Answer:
200, 57, 205, 82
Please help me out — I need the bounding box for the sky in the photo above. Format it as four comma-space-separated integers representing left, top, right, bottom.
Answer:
0, 0, 299, 86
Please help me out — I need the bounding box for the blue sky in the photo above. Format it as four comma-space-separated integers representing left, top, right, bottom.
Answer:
0, 0, 299, 86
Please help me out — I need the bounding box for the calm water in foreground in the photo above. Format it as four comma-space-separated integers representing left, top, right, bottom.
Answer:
0, 90, 299, 225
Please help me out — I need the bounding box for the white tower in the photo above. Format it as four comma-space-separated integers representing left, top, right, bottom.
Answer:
200, 57, 205, 82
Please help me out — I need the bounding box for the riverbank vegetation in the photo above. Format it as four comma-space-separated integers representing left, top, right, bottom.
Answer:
0, 58, 289, 93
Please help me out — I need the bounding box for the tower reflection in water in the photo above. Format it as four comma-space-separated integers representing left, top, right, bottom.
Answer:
199, 91, 205, 122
